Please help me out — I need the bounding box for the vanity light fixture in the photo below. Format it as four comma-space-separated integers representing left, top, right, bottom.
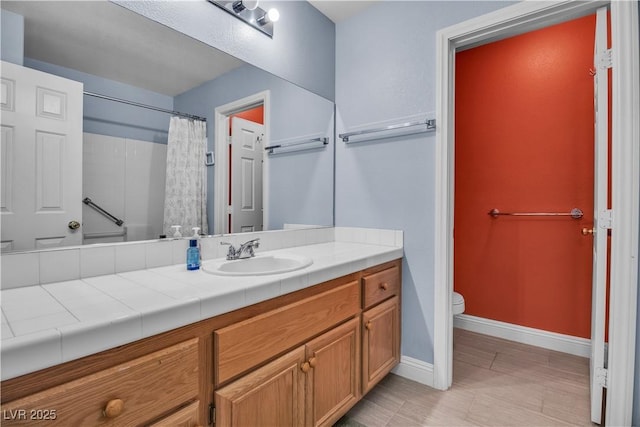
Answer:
209, 0, 279, 38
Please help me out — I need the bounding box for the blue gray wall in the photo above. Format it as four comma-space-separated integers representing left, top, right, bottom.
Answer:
0, 9, 24, 65
26, 59, 173, 144
335, 1, 515, 364
174, 63, 334, 231
113, 0, 335, 101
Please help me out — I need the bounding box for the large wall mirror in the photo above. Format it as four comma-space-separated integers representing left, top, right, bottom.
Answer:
0, 1, 334, 253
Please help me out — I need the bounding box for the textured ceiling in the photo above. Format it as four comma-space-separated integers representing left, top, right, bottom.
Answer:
2, 1, 244, 96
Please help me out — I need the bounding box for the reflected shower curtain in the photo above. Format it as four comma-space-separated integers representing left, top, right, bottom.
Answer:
163, 117, 208, 236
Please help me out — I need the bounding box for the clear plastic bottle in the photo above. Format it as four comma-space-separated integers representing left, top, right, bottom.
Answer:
186, 239, 200, 270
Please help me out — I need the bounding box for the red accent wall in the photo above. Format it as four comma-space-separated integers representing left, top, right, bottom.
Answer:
454, 15, 598, 339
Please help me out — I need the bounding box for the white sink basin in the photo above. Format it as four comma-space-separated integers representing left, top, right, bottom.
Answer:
202, 253, 313, 276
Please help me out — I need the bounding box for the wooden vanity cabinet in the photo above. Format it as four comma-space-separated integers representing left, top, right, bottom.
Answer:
361, 263, 401, 394
214, 280, 362, 427
215, 347, 307, 427
215, 318, 360, 427
304, 317, 361, 427
0, 258, 401, 427
362, 296, 400, 394
0, 338, 200, 426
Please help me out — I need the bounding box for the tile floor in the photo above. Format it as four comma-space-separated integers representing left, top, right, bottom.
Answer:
342, 328, 594, 426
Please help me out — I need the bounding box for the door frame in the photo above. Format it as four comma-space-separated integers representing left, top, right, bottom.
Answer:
213, 91, 270, 235
433, 1, 639, 425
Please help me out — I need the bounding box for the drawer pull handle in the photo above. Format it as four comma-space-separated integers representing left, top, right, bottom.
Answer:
380, 282, 389, 291
308, 357, 317, 368
365, 321, 372, 330
103, 398, 124, 418
301, 362, 311, 373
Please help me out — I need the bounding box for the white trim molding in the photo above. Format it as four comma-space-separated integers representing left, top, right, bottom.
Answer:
606, 2, 640, 426
392, 355, 434, 388
434, 1, 639, 424
454, 314, 591, 358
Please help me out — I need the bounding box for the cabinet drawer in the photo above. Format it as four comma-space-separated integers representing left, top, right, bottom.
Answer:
1, 339, 199, 426
362, 266, 400, 309
215, 280, 360, 385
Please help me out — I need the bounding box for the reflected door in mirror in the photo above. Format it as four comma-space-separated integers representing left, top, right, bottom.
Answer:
231, 117, 264, 233
1, 61, 83, 252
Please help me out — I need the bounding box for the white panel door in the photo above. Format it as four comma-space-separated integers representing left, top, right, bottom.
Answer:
1, 61, 83, 251
589, 7, 609, 424
231, 117, 264, 233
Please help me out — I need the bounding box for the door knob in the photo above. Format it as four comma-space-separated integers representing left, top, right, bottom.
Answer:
68, 220, 81, 230
581, 227, 595, 236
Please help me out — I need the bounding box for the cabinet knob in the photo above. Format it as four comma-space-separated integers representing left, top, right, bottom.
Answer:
365, 321, 372, 330
300, 362, 310, 373
308, 357, 317, 368
379, 282, 389, 291
103, 398, 124, 418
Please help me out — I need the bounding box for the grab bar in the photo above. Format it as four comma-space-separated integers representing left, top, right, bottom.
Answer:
83, 197, 124, 226
339, 118, 436, 143
488, 208, 583, 219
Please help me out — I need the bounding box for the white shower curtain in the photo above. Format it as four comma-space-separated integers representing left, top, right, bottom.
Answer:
163, 117, 208, 236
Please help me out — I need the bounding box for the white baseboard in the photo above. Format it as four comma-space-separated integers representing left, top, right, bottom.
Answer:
454, 314, 591, 358
391, 355, 434, 387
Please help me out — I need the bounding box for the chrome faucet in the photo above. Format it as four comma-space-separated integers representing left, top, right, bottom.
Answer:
221, 238, 260, 260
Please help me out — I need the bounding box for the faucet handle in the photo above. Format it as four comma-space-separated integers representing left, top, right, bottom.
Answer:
220, 242, 237, 259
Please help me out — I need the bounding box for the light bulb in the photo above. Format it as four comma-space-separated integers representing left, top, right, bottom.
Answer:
232, 0, 259, 13
267, 8, 279, 22
244, 0, 259, 10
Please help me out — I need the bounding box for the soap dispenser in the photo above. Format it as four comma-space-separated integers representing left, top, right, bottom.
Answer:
186, 239, 200, 271
171, 225, 182, 239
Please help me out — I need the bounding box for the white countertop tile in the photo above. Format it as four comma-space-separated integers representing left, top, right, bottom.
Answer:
0, 239, 403, 380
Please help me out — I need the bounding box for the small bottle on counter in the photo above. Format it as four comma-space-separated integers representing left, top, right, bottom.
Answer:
186, 239, 200, 270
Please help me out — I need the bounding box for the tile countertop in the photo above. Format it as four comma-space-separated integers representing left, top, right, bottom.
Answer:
0, 241, 403, 381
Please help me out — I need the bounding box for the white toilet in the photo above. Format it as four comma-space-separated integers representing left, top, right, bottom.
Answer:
453, 291, 465, 315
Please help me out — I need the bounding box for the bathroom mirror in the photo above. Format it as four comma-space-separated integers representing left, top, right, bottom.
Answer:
0, 1, 334, 252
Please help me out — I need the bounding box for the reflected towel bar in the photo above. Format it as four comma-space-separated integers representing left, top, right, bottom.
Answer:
83, 231, 127, 240
264, 137, 328, 154
83, 197, 125, 226
339, 118, 436, 143
489, 208, 584, 219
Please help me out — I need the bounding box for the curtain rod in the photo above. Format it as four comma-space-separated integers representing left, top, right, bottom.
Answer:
83, 91, 207, 122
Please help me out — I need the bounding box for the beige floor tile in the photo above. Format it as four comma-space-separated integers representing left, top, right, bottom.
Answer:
548, 351, 590, 376
340, 329, 592, 427
467, 394, 576, 427
542, 387, 593, 426
346, 398, 395, 427
454, 341, 497, 369
404, 386, 475, 418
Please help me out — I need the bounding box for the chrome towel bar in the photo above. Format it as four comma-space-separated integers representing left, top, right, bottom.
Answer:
264, 137, 328, 154
489, 208, 584, 219
83, 197, 125, 226
339, 118, 436, 143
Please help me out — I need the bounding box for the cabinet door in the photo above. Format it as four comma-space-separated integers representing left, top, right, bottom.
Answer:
215, 347, 306, 427
148, 401, 200, 427
362, 296, 400, 394
305, 317, 360, 427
